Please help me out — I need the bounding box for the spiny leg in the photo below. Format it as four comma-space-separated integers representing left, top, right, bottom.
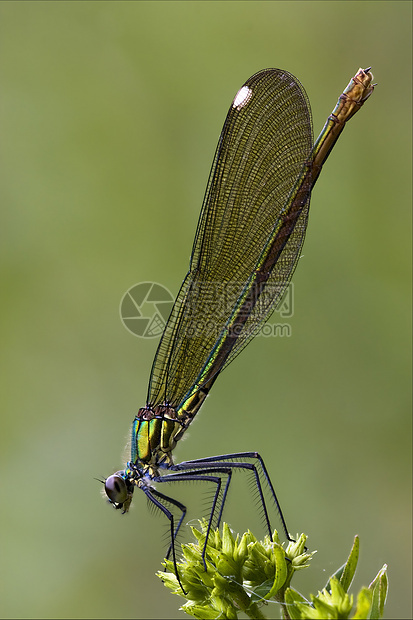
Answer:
149, 488, 187, 562
174, 452, 292, 541
174, 460, 270, 536
142, 485, 187, 594
156, 469, 230, 572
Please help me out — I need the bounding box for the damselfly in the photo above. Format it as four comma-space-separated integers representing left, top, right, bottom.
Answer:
103, 67, 374, 590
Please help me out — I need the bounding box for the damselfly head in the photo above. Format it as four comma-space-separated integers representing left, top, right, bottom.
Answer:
104, 471, 133, 513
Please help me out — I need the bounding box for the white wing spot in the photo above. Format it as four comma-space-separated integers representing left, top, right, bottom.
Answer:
232, 86, 253, 109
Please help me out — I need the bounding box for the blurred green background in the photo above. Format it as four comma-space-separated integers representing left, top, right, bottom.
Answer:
1, 1, 411, 618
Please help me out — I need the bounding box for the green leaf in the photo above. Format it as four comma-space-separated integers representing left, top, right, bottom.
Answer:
284, 587, 312, 620
315, 576, 353, 617
340, 536, 360, 592
158, 523, 388, 620
182, 603, 222, 619
233, 532, 248, 564
351, 587, 373, 619
309, 594, 337, 619
222, 522, 235, 557
264, 543, 288, 599
368, 565, 388, 619
325, 535, 359, 593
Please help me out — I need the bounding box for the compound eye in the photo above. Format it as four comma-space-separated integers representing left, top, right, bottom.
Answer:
105, 474, 128, 504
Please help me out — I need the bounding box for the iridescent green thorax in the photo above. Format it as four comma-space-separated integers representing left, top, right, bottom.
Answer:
131, 405, 187, 468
